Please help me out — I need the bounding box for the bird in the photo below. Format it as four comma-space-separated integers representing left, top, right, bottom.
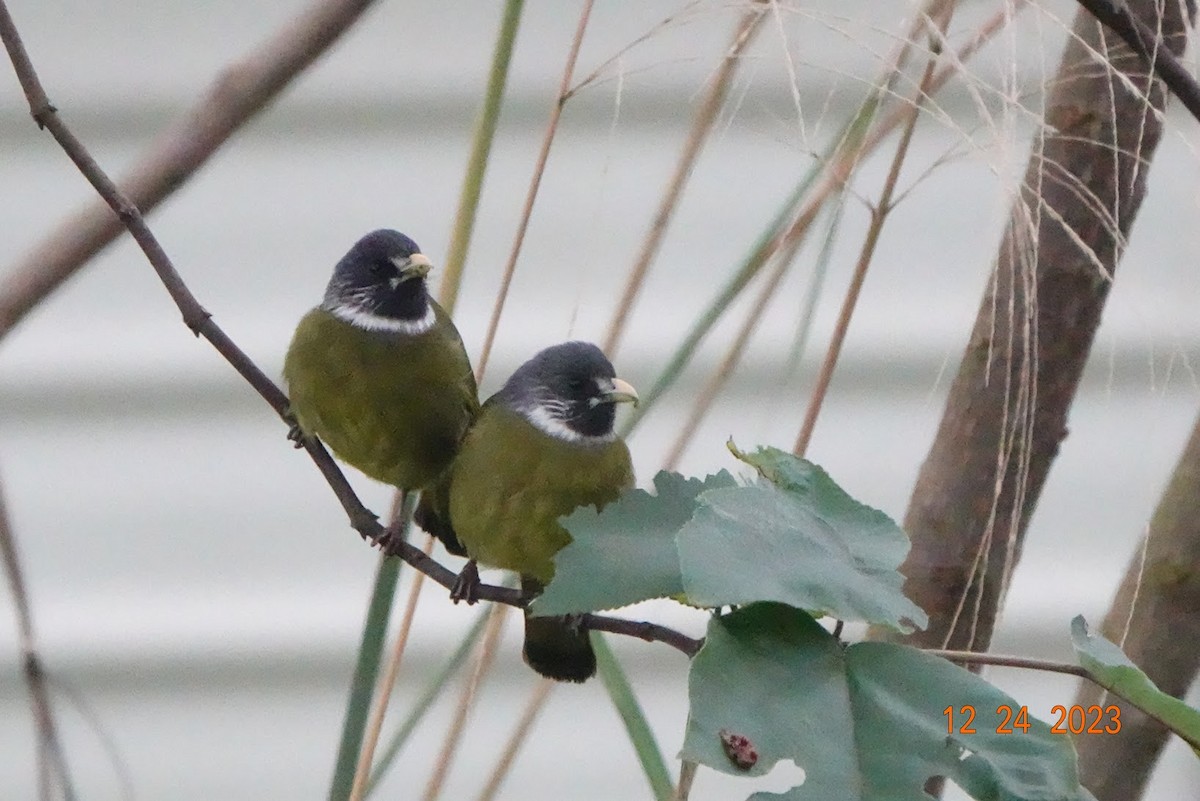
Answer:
447, 341, 638, 682
283, 229, 478, 552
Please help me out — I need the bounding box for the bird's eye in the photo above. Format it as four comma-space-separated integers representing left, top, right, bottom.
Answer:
368, 262, 386, 275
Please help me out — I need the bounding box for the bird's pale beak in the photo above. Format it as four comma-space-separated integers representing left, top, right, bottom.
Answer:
603, 377, 639, 406
392, 252, 433, 282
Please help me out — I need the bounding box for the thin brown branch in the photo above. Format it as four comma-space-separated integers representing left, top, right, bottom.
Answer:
1072, 0, 1200, 124
601, 3, 768, 359
474, 0, 594, 382
0, 466, 76, 800
0, 0, 378, 342
0, 0, 699, 662
928, 649, 1088, 678
792, 3, 956, 458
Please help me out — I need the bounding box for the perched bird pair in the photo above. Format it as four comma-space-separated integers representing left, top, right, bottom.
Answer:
284, 230, 636, 681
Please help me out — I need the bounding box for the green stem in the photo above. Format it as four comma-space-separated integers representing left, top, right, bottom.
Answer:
592, 633, 674, 801
365, 607, 492, 795
329, 556, 402, 801
619, 172, 815, 438
620, 93, 881, 439
329, 493, 417, 801
437, 0, 525, 315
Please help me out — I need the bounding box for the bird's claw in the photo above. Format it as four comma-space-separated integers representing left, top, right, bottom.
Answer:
373, 522, 404, 555
450, 560, 480, 605
286, 417, 307, 449
563, 612, 587, 635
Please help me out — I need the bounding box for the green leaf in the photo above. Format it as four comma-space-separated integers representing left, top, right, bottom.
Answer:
684, 603, 1091, 801
534, 470, 736, 615
1071, 616, 1200, 752
677, 445, 926, 631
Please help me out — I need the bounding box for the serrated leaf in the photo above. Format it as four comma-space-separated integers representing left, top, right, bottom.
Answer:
1071, 616, 1200, 752
533, 470, 737, 615
677, 446, 926, 631
683, 603, 1091, 801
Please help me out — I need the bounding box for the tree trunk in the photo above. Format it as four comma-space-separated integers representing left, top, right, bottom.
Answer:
875, 0, 1192, 654
1071, 409, 1200, 799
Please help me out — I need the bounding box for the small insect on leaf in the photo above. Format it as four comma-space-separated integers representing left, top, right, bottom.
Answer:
718, 728, 758, 771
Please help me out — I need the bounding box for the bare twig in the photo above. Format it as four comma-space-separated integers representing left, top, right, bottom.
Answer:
475, 679, 555, 801
0, 0, 379, 341
602, 3, 768, 359
1072, 0, 1200, 124
474, 0, 594, 381
792, 3, 956, 457
0, 0, 699, 661
928, 649, 1088, 678
0, 467, 76, 800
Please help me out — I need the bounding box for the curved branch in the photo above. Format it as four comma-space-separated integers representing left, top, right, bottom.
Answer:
0, 0, 379, 341
0, 2, 699, 661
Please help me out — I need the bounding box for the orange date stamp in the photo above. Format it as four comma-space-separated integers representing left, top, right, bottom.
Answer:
944, 704, 1121, 735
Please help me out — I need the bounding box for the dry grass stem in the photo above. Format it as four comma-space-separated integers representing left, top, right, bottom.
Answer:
674, 760, 698, 801
474, 679, 555, 801
792, 4, 957, 457
348, 533, 435, 801
474, 0, 595, 382
602, 2, 768, 359
0, 469, 76, 800
420, 604, 510, 801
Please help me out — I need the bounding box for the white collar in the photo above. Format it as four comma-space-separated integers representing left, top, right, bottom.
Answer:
518, 402, 617, 446
327, 300, 437, 335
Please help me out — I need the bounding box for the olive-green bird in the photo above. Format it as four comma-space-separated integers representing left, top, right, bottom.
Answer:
283, 229, 477, 553
449, 342, 637, 682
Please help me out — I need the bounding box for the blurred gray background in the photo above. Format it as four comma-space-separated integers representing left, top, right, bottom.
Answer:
2, 0, 1199, 798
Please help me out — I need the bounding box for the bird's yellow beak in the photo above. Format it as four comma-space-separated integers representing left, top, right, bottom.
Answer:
604, 377, 639, 406
392, 252, 433, 281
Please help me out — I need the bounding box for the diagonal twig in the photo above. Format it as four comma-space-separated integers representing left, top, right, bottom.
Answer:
0, 0, 380, 341
0, 0, 700, 660
1072, 0, 1200, 123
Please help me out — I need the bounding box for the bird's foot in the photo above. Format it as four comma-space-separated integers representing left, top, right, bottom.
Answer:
450, 560, 480, 605
285, 414, 307, 449
563, 612, 588, 635
374, 521, 405, 554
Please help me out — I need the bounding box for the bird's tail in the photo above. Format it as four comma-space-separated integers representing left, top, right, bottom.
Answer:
521, 576, 596, 683
413, 474, 467, 557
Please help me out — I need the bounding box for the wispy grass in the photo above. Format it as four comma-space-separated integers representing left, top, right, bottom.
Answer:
602, 2, 769, 359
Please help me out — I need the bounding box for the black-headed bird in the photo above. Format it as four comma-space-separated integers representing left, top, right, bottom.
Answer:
448, 342, 638, 682
283, 229, 478, 551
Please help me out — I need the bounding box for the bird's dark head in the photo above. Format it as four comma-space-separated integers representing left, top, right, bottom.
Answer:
322, 229, 435, 333
498, 341, 639, 443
